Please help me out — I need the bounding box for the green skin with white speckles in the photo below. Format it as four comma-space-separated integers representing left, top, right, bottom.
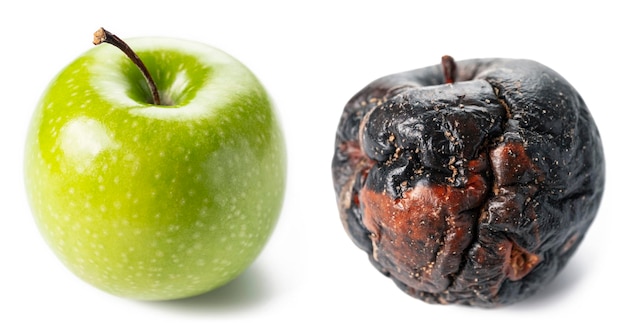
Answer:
24, 37, 287, 300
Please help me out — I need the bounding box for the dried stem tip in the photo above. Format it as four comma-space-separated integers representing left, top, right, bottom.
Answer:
441, 55, 457, 84
93, 28, 107, 45
92, 27, 161, 105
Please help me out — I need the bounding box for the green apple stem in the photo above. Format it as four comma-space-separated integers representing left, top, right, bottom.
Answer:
93, 28, 162, 105
442, 55, 456, 84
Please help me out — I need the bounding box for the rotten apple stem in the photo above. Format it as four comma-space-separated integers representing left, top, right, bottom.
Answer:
442, 55, 457, 84
93, 27, 161, 105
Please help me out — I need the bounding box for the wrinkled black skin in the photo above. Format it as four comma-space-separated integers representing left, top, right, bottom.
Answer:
331, 58, 605, 307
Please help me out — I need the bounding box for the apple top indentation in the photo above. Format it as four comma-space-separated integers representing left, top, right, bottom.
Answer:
88, 37, 268, 122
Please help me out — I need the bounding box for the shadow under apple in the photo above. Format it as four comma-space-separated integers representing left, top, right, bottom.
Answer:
143, 263, 273, 315
507, 253, 592, 310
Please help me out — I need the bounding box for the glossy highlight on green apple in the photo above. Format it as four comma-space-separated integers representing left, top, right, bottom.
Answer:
24, 28, 287, 300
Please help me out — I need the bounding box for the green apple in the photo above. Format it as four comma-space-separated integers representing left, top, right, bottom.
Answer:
24, 31, 287, 300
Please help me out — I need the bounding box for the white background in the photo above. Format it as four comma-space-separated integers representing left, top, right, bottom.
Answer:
1, 1, 623, 326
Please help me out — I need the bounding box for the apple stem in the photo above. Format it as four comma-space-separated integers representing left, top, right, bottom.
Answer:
441, 55, 456, 84
93, 28, 162, 105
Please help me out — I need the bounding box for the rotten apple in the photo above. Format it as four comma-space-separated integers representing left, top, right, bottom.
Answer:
331, 56, 604, 307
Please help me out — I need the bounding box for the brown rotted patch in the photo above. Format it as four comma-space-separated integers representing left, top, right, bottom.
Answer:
360, 154, 489, 293
488, 141, 544, 281
505, 240, 541, 281
359, 141, 545, 301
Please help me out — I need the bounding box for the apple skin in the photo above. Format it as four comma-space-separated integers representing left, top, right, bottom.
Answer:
24, 37, 287, 300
